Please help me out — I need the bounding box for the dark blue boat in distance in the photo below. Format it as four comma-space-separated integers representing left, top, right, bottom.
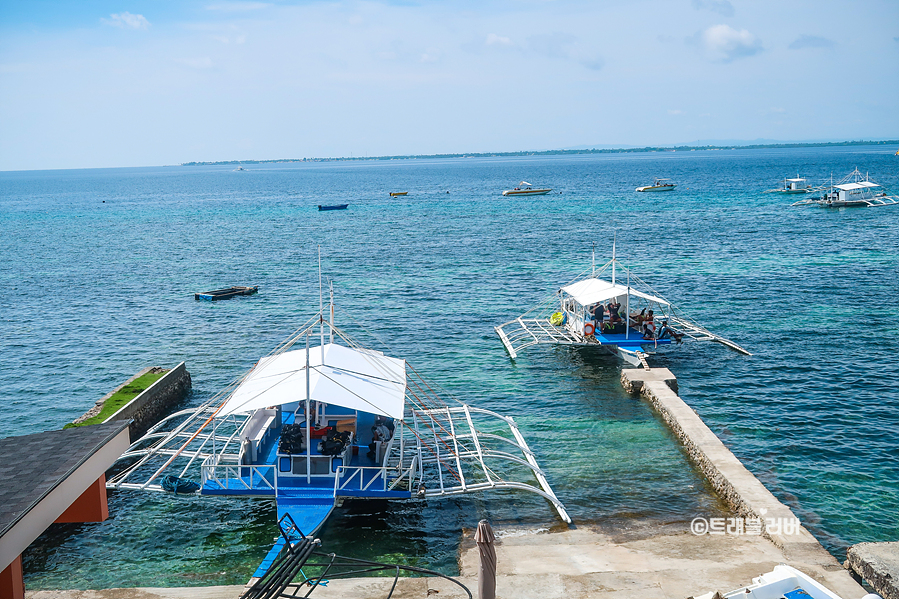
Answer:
318, 204, 348, 211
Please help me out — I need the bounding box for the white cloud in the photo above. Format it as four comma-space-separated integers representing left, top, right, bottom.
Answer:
698, 24, 762, 62
206, 2, 270, 11
692, 0, 735, 17
176, 57, 214, 69
668, 109, 684, 115
486, 33, 512, 46
789, 35, 835, 49
102, 12, 150, 30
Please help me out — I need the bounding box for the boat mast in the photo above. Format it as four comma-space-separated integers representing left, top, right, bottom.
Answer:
306, 331, 311, 484
611, 234, 616, 285
329, 281, 334, 345
625, 267, 630, 340
592, 242, 595, 277
319, 247, 325, 360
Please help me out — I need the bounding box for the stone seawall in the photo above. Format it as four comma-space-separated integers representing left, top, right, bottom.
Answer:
72, 363, 192, 440
104, 362, 191, 440
620, 367, 866, 598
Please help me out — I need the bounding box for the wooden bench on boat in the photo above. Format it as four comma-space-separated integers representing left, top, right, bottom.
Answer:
194, 286, 259, 301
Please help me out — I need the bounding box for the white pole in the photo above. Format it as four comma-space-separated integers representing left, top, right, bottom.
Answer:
306, 332, 311, 484
329, 281, 334, 344
592, 242, 595, 277
319, 247, 325, 359
611, 234, 616, 285
625, 268, 630, 340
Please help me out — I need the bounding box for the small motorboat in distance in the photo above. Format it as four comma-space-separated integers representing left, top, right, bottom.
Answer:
318, 204, 349, 211
389, 192, 408, 197
636, 178, 676, 192
502, 181, 552, 196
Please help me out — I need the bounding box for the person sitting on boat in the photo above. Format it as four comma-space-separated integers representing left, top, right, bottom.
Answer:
590, 303, 605, 326
607, 300, 622, 323
629, 307, 646, 328
656, 320, 683, 343
367, 418, 393, 460
641, 310, 656, 339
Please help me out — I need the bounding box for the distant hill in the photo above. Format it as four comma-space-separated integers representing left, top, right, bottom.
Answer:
182, 139, 899, 166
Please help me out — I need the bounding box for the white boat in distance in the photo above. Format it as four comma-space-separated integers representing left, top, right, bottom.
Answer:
495, 245, 750, 367
791, 168, 899, 208
764, 175, 820, 194
636, 178, 676, 192
502, 181, 552, 196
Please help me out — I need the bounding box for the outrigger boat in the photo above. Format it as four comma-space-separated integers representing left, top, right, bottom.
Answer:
494, 246, 750, 367
502, 181, 552, 196
108, 285, 570, 579
791, 168, 899, 208
636, 178, 677, 192
764, 175, 822, 194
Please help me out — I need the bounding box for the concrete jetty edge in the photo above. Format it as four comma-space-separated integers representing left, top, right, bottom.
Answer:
620, 367, 866, 598
847, 542, 899, 599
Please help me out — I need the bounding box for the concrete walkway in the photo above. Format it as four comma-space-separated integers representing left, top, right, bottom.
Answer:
24, 522, 874, 599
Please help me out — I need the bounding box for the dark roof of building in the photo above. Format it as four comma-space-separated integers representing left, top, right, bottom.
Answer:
0, 421, 130, 538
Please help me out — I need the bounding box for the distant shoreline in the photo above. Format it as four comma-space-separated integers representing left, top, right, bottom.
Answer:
181, 139, 899, 166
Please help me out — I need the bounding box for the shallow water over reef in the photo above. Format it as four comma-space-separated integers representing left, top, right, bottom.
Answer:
1, 145, 897, 588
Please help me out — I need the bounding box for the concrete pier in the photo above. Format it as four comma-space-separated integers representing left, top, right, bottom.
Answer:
620, 367, 866, 598
847, 542, 899, 599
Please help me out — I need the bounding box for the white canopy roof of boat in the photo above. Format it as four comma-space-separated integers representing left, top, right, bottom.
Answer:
218, 343, 406, 419
835, 181, 880, 190
560, 278, 669, 307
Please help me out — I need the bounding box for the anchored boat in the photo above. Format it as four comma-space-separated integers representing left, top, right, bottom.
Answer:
764, 175, 821, 194
792, 168, 899, 208
494, 245, 750, 366
502, 181, 552, 196
109, 287, 569, 577
636, 178, 677, 192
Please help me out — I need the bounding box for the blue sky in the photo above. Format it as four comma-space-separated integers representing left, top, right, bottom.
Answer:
1, 0, 897, 170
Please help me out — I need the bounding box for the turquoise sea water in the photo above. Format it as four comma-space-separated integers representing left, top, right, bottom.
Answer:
2, 146, 897, 589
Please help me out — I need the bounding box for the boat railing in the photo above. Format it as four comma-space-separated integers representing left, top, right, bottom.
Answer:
333, 457, 418, 495
201, 454, 277, 491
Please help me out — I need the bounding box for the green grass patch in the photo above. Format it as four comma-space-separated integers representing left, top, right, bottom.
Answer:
65, 370, 167, 428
